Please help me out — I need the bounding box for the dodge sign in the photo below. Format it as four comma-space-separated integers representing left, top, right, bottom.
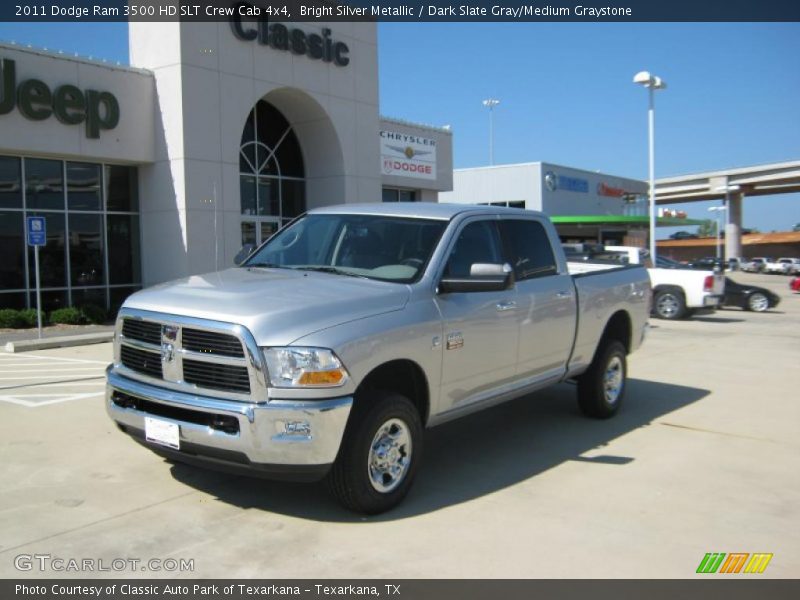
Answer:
380, 130, 436, 181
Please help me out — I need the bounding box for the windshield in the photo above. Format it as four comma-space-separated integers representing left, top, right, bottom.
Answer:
243, 213, 447, 283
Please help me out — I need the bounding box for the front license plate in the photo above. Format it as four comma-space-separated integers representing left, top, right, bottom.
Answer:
145, 417, 180, 450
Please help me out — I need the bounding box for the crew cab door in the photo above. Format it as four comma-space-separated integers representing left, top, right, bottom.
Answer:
499, 218, 577, 382
434, 218, 519, 412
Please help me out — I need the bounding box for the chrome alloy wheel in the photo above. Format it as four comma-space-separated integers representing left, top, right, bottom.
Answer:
367, 418, 412, 493
604, 356, 624, 405
749, 293, 769, 312
657, 293, 680, 318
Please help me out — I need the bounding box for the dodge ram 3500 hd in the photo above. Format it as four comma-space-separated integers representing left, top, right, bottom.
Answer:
107, 204, 650, 513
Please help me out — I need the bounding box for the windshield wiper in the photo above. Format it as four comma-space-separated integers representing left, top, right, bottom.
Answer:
245, 262, 290, 269
295, 266, 369, 278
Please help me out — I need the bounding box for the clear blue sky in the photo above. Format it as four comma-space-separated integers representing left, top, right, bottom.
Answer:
1, 21, 798, 234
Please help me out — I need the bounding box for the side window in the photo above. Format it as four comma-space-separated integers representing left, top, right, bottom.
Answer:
444, 221, 503, 278
500, 219, 558, 280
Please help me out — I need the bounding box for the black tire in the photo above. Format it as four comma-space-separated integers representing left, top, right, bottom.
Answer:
327, 391, 422, 514
747, 292, 769, 312
577, 340, 627, 419
653, 289, 686, 320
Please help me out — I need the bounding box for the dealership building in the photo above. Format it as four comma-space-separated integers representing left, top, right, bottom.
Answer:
0, 20, 453, 311
439, 162, 663, 245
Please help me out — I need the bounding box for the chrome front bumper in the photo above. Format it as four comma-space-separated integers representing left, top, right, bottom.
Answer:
106, 367, 352, 479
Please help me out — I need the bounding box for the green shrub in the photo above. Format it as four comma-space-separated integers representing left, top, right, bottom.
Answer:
49, 307, 87, 325
0, 309, 24, 328
18, 308, 47, 328
79, 304, 108, 325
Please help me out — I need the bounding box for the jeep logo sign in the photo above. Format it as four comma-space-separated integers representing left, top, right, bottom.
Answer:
0, 58, 120, 139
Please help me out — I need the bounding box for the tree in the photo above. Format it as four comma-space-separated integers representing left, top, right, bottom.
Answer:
696, 219, 717, 238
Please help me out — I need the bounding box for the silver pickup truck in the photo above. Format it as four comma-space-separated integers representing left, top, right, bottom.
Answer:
107, 203, 650, 513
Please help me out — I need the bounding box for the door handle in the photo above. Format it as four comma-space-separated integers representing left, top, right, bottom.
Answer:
555, 291, 572, 299
496, 300, 517, 312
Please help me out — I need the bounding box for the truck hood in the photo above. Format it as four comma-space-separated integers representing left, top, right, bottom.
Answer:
123, 267, 410, 345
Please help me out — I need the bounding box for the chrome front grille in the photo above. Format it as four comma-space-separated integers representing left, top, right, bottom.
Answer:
122, 319, 161, 345
182, 359, 250, 393
181, 328, 244, 358
115, 310, 265, 401
120, 344, 163, 379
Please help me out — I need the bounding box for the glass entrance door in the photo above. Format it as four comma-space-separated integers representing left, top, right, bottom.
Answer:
241, 219, 279, 247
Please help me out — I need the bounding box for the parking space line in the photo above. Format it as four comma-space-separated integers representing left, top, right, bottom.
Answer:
0, 364, 103, 369
0, 374, 106, 380
0, 354, 108, 365
0, 350, 109, 407
0, 391, 104, 408
0, 380, 105, 388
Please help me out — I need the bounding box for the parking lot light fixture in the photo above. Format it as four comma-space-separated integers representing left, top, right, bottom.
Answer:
708, 205, 728, 260
482, 98, 500, 165
633, 71, 667, 263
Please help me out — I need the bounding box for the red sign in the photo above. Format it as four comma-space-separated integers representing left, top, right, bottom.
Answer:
382, 159, 433, 177
597, 183, 628, 198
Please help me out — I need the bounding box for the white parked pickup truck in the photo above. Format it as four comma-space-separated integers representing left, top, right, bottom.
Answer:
767, 258, 796, 275
107, 204, 651, 513
603, 246, 725, 320
779, 258, 800, 275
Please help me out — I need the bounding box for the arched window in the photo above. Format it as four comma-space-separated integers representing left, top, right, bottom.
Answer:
239, 100, 305, 246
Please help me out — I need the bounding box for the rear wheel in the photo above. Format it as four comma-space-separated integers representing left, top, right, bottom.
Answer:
577, 340, 627, 419
653, 289, 686, 320
747, 292, 769, 312
327, 392, 422, 514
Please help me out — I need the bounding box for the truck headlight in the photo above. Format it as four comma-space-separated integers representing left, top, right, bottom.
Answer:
262, 347, 349, 388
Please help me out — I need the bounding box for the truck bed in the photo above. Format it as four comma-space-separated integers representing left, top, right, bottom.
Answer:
567, 261, 634, 276
566, 262, 650, 378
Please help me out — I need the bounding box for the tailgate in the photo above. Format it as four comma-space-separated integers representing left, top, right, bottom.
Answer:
712, 271, 725, 294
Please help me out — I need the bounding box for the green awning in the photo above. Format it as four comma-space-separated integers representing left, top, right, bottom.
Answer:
550, 215, 704, 227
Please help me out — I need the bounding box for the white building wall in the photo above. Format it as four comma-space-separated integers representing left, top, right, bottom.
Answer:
129, 21, 381, 285
439, 163, 541, 209
0, 43, 154, 164
539, 162, 647, 217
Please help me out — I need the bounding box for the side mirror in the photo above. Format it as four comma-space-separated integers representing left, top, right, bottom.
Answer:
234, 243, 256, 266
438, 263, 513, 294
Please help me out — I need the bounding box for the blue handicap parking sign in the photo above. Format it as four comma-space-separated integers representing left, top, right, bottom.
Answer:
27, 216, 47, 246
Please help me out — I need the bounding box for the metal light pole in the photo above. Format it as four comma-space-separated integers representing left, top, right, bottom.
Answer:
708, 206, 727, 260
633, 72, 667, 263
482, 98, 500, 165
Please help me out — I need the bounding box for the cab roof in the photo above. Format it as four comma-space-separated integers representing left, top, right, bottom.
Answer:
308, 202, 541, 220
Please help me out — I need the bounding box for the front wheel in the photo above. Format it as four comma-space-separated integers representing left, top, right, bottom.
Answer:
577, 340, 627, 419
747, 292, 769, 312
327, 392, 422, 514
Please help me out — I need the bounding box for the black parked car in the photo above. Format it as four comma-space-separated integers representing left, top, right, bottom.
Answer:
685, 256, 726, 271
722, 277, 781, 312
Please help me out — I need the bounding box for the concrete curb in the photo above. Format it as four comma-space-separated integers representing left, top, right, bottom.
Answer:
3, 332, 114, 353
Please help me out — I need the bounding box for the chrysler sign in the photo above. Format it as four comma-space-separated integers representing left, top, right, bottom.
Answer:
380, 131, 437, 180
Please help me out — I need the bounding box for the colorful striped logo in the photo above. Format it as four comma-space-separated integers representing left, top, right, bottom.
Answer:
696, 553, 773, 574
